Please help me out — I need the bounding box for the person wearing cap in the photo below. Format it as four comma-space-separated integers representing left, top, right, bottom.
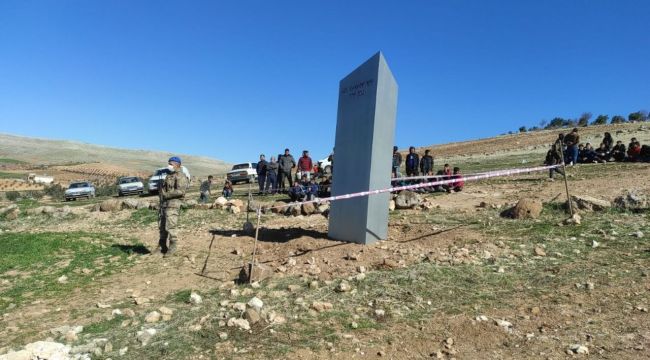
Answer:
199, 175, 213, 203
297, 150, 313, 181
277, 148, 296, 192
158, 156, 189, 257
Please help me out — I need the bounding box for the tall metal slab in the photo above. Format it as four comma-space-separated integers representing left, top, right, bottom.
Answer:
328, 52, 398, 244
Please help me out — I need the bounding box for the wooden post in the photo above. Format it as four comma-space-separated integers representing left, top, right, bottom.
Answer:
558, 142, 574, 216
248, 207, 262, 284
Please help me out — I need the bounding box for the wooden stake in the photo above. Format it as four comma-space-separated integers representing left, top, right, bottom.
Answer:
558, 143, 574, 216
248, 207, 262, 284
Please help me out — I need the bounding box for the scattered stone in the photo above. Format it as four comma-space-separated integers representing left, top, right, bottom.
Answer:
96, 303, 111, 309
136, 328, 157, 345
233, 302, 246, 312
244, 308, 261, 324
145, 311, 161, 323
395, 191, 422, 209
218, 332, 228, 340
475, 315, 488, 322
247, 297, 264, 311
336, 280, 352, 293
123, 308, 136, 318
564, 213, 582, 225
568, 344, 589, 355
287, 284, 301, 292
591, 240, 599, 248
301, 202, 316, 215
495, 319, 513, 332
189, 292, 202, 305
534, 246, 546, 257
119, 347, 128, 356
388, 200, 396, 211
569, 195, 611, 212
497, 266, 505, 273
239, 262, 273, 283
227, 317, 251, 331
212, 196, 228, 209
228, 205, 241, 214
99, 199, 124, 212
111, 309, 123, 317
57, 275, 68, 284
158, 306, 174, 316
309, 281, 319, 290
134, 297, 150, 306
614, 190, 649, 211
311, 301, 333, 312
632, 231, 644, 238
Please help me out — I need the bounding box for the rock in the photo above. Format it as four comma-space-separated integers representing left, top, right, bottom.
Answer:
287, 284, 301, 292
145, 311, 161, 323
316, 203, 330, 214
134, 297, 150, 305
233, 302, 246, 312
247, 297, 264, 311
614, 190, 649, 211
158, 306, 173, 316
302, 202, 316, 215
569, 195, 611, 212
184, 199, 198, 208
4, 209, 19, 220
632, 231, 644, 238
381, 258, 400, 269
335, 280, 352, 293
507, 199, 543, 219
8, 341, 72, 360
96, 303, 111, 309
218, 332, 228, 340
64, 330, 78, 343
495, 319, 513, 332
244, 308, 261, 324
0, 204, 18, 216
227, 199, 244, 209
213, 197, 228, 209
568, 344, 589, 355
239, 262, 273, 283
111, 309, 123, 317
119, 347, 128, 356
311, 301, 333, 312
57, 275, 68, 284
123, 309, 136, 317
271, 202, 285, 214
563, 213, 582, 225
99, 199, 124, 212
122, 198, 140, 209
309, 281, 319, 289
395, 191, 422, 209
388, 200, 396, 211
136, 328, 157, 345
189, 292, 202, 305
289, 204, 301, 217
228, 205, 241, 214
374, 309, 386, 317
534, 246, 546, 257
41, 206, 56, 214
227, 317, 250, 331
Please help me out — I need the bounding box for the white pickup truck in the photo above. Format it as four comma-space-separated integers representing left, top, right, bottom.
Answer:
27, 173, 54, 185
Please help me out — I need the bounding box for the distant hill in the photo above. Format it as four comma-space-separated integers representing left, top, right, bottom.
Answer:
0, 133, 231, 177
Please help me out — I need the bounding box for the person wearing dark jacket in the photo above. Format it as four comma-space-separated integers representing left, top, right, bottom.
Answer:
392, 146, 402, 177
288, 181, 306, 202
420, 149, 434, 176
595, 143, 611, 162
405, 146, 419, 177
564, 128, 580, 165
603, 132, 614, 151
277, 148, 296, 192
546, 134, 566, 180
611, 141, 626, 162
265, 156, 279, 194
627, 140, 641, 162
256, 154, 268, 194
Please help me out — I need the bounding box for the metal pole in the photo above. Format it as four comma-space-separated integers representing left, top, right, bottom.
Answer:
558, 142, 574, 216
248, 207, 262, 284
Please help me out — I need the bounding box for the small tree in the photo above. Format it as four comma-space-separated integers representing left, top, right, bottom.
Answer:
578, 112, 592, 127
548, 117, 565, 128
592, 114, 608, 125
519, 126, 527, 133
628, 111, 648, 122
611, 115, 626, 124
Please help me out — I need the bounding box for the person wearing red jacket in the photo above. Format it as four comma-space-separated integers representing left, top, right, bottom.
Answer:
297, 150, 314, 180
449, 167, 465, 192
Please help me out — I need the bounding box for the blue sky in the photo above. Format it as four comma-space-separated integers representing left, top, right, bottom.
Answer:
1, 1, 648, 163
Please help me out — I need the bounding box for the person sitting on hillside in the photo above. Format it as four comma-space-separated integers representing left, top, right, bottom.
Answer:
318, 176, 332, 198
288, 181, 306, 202
577, 144, 588, 163
305, 178, 319, 201
582, 143, 603, 163
603, 132, 614, 151
433, 164, 452, 192
611, 141, 626, 162
447, 167, 464, 193
627, 140, 642, 162
222, 180, 233, 199
595, 143, 612, 162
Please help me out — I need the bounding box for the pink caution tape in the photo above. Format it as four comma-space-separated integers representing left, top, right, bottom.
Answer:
265, 164, 560, 211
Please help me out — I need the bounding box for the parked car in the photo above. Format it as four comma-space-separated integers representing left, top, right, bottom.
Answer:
226, 163, 258, 184
64, 181, 96, 201
117, 176, 144, 196
147, 166, 191, 195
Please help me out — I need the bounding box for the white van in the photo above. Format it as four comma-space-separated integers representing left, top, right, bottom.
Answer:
147, 166, 191, 195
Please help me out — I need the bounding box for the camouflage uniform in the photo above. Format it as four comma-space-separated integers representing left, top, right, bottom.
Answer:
159, 169, 189, 254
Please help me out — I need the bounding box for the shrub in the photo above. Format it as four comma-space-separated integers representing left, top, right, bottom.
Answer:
5, 191, 20, 202
44, 184, 66, 199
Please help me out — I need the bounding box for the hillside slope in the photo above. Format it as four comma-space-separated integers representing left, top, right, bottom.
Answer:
0, 133, 230, 177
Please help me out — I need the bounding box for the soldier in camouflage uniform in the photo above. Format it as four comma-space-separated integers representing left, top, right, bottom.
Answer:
159, 156, 189, 257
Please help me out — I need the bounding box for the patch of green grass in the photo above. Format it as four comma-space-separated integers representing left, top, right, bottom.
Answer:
0, 158, 27, 165
0, 232, 142, 311
0, 171, 25, 179
170, 289, 192, 303
84, 316, 124, 334
127, 208, 159, 225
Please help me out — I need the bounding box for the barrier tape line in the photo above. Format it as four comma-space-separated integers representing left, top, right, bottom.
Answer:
263, 164, 560, 212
